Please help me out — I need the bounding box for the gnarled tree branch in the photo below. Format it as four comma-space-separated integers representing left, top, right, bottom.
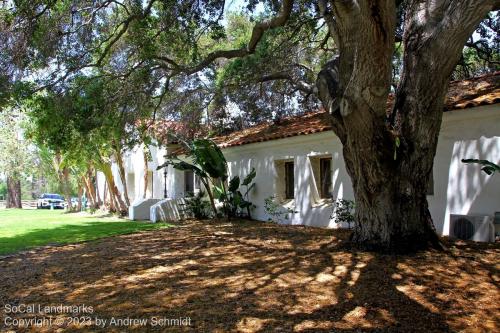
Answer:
182, 0, 294, 75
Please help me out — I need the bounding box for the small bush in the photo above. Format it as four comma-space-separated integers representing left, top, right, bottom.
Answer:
184, 191, 211, 219
264, 195, 296, 224
330, 199, 355, 228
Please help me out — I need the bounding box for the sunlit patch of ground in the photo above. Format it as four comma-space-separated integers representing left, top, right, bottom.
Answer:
0, 219, 498, 332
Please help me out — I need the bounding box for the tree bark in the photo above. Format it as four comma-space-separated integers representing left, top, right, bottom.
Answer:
82, 176, 94, 208
6, 176, 22, 208
76, 183, 83, 211
83, 170, 98, 209
114, 143, 130, 207
62, 166, 73, 210
101, 162, 128, 214
316, 0, 496, 252
143, 146, 150, 199
94, 168, 102, 206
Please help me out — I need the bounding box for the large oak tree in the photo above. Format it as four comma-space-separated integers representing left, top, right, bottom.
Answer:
2, 0, 499, 251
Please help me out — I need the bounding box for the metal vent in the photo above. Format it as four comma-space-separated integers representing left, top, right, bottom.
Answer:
453, 218, 475, 240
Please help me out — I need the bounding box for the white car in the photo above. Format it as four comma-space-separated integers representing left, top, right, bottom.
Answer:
37, 193, 65, 209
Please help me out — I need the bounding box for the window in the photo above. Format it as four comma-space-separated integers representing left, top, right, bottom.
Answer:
194, 174, 201, 191
284, 161, 294, 199
309, 155, 333, 202
320, 158, 333, 198
184, 170, 194, 194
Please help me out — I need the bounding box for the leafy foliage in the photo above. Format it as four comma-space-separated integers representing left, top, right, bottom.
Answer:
264, 195, 296, 224
158, 138, 228, 217
0, 107, 35, 183
183, 191, 212, 219
330, 199, 355, 228
214, 167, 257, 219
160, 139, 256, 219
461, 158, 500, 175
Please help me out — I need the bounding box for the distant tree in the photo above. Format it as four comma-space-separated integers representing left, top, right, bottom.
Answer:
0, 107, 34, 208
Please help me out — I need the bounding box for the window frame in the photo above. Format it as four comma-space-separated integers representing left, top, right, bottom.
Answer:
284, 161, 295, 199
319, 157, 333, 199
184, 170, 195, 195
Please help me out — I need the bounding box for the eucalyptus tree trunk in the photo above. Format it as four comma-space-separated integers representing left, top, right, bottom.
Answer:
76, 183, 83, 211
114, 143, 130, 207
83, 171, 98, 209
62, 166, 73, 210
82, 176, 95, 208
316, 0, 496, 252
101, 162, 128, 214
6, 176, 22, 208
142, 146, 150, 199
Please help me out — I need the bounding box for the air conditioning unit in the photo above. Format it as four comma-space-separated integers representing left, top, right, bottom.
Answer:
449, 214, 495, 242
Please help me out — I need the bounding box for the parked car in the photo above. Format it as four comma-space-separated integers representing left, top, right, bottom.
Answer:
37, 193, 65, 209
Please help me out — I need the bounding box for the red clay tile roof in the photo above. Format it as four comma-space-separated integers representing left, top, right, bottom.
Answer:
213, 111, 331, 148
213, 72, 499, 149
445, 71, 500, 110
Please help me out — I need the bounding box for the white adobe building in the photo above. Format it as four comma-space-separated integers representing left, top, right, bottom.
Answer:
97, 72, 500, 239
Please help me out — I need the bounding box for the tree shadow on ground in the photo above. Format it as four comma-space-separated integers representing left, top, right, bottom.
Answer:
0, 220, 498, 332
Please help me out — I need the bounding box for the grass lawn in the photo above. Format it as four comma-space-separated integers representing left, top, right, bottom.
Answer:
0, 209, 172, 255
0, 219, 498, 332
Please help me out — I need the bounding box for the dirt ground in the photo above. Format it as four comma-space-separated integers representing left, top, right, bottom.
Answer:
0, 219, 498, 332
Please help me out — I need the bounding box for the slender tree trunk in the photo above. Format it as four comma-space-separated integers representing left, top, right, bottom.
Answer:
114, 144, 130, 207
6, 176, 22, 208
76, 183, 83, 211
101, 162, 128, 214
62, 166, 73, 210
94, 168, 102, 206
103, 180, 108, 207
82, 177, 93, 208
105, 183, 115, 212
143, 147, 150, 199
83, 171, 97, 209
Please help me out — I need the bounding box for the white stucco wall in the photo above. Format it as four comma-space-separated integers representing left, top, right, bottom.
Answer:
223, 131, 354, 228
430, 105, 500, 235
97, 104, 499, 236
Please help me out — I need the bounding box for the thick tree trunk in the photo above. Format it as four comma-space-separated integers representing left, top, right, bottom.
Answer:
316, 0, 495, 252
6, 176, 22, 208
344, 143, 441, 251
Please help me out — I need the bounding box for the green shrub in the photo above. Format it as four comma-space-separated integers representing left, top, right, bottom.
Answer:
330, 199, 355, 228
183, 191, 212, 219
264, 195, 296, 224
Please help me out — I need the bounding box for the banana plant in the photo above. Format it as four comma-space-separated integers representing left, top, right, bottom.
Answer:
213, 167, 256, 219
158, 138, 257, 220
158, 139, 228, 217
